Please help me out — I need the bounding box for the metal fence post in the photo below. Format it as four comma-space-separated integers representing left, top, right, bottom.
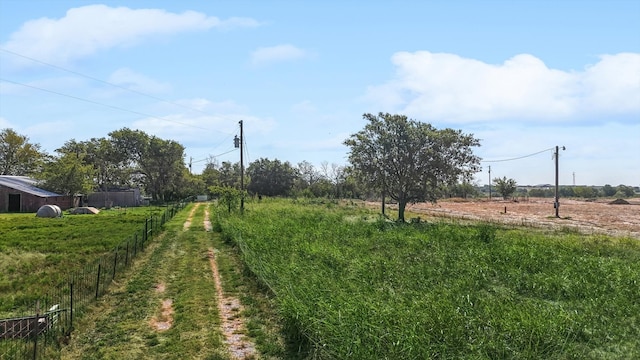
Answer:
95, 263, 101, 299
112, 246, 118, 280
70, 281, 74, 332
33, 301, 39, 360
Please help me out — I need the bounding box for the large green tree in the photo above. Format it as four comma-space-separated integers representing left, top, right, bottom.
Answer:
38, 149, 95, 196
56, 138, 131, 192
0, 128, 46, 176
247, 158, 298, 197
108, 128, 186, 201
344, 113, 481, 221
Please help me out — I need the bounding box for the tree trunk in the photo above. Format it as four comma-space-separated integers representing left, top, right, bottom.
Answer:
398, 200, 407, 222
381, 189, 386, 216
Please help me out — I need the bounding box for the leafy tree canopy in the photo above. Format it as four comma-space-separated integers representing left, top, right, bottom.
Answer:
344, 113, 481, 221
493, 176, 517, 200
247, 158, 298, 197
0, 128, 46, 176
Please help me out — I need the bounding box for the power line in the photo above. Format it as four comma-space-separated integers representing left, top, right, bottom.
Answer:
0, 47, 223, 121
0, 77, 215, 131
481, 147, 555, 163
191, 147, 238, 164
1, 48, 239, 158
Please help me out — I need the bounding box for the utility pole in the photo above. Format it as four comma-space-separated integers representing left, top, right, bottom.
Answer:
488, 165, 492, 201
233, 121, 245, 213
239, 120, 244, 213
554, 145, 565, 218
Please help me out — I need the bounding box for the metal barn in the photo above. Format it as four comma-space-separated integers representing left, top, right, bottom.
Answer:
0, 176, 73, 213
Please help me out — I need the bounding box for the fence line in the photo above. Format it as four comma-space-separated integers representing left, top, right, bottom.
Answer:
0, 200, 189, 359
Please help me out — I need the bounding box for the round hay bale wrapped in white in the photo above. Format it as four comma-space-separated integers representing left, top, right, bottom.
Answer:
36, 204, 62, 218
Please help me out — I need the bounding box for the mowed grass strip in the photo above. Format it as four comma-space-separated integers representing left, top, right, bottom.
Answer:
219, 198, 640, 359
61, 203, 228, 359
0, 207, 167, 313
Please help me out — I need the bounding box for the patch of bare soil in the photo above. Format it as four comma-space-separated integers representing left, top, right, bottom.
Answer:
203, 203, 256, 358
149, 283, 174, 332
183, 203, 200, 231
204, 205, 213, 232
401, 198, 640, 239
208, 248, 257, 359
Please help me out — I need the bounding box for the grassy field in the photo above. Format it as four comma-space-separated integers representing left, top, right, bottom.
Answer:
217, 198, 640, 359
0, 206, 168, 314
61, 202, 289, 360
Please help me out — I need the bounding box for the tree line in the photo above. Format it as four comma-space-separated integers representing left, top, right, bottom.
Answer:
2, 112, 635, 221
1, 113, 485, 221
0, 128, 362, 203
18, 114, 636, 221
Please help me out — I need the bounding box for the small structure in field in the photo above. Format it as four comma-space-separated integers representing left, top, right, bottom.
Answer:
69, 206, 100, 215
36, 204, 62, 218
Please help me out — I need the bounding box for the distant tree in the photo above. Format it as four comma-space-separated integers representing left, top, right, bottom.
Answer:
175, 169, 206, 199
344, 113, 481, 222
0, 128, 46, 176
218, 161, 242, 188
616, 185, 635, 198
340, 166, 364, 199
201, 159, 221, 188
447, 181, 479, 199
573, 186, 596, 198
247, 158, 298, 196
38, 151, 95, 196
57, 138, 131, 192
559, 186, 575, 197
297, 160, 321, 187
108, 128, 187, 202
209, 185, 242, 213
602, 184, 616, 197
493, 176, 517, 200
321, 161, 347, 198
528, 188, 552, 198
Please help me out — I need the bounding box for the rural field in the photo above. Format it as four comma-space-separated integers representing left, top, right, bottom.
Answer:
3, 198, 640, 359
403, 197, 640, 239
0, 206, 170, 316
217, 198, 640, 359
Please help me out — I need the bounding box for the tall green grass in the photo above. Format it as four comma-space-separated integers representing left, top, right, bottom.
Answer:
0, 207, 167, 313
218, 199, 640, 359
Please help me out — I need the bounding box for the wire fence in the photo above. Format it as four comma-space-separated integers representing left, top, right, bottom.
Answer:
0, 200, 189, 359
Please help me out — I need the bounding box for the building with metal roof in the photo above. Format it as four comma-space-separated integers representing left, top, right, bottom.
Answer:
0, 175, 73, 213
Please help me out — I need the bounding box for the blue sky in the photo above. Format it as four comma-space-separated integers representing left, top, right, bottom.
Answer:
1, 0, 638, 186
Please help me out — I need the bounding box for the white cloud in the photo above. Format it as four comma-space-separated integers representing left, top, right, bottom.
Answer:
107, 68, 170, 94
365, 52, 640, 123
250, 44, 310, 66
581, 53, 640, 113
2, 5, 260, 66
132, 112, 275, 147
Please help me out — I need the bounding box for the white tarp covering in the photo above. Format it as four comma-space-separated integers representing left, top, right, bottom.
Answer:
36, 204, 62, 218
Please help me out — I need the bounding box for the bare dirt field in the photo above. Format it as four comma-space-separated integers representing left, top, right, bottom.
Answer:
399, 198, 640, 239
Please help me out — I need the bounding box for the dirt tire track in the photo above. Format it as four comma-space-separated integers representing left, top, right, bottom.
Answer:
150, 203, 202, 332
205, 204, 257, 359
